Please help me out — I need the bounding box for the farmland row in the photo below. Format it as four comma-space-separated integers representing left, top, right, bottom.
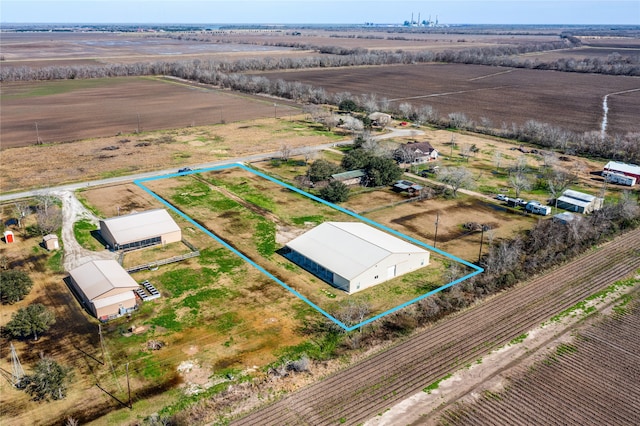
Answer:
234, 228, 640, 425
438, 302, 640, 425
238, 234, 639, 423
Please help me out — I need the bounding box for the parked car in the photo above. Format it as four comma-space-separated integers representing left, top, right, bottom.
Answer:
178, 167, 192, 173
495, 194, 507, 201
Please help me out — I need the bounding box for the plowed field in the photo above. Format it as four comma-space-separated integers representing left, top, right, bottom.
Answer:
254, 63, 640, 135
437, 300, 640, 426
233, 227, 640, 426
0, 77, 299, 148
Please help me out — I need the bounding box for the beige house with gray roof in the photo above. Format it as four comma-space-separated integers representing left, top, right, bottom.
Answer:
68, 260, 139, 320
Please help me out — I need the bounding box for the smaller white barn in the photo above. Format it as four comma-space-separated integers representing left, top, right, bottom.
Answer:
285, 222, 429, 293
603, 161, 640, 181
556, 189, 603, 214
68, 260, 139, 321
100, 209, 181, 251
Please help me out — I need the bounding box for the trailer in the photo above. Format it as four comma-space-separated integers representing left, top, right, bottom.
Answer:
603, 171, 636, 186
525, 201, 551, 216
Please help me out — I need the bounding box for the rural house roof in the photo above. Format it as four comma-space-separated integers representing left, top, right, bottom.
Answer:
562, 189, 597, 203
393, 180, 424, 192
285, 222, 428, 280
331, 169, 365, 181
43, 234, 58, 242
604, 161, 640, 175
403, 141, 437, 155
100, 209, 180, 245
68, 260, 139, 301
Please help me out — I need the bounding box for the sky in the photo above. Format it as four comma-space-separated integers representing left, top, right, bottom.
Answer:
1, 0, 639, 25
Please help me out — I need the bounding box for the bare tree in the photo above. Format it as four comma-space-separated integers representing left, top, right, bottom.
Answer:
360, 93, 379, 113
436, 166, 475, 197
13, 202, 31, 228
340, 115, 364, 134
35, 192, 56, 216
509, 173, 532, 198
492, 151, 503, 170
443, 263, 462, 283
459, 144, 473, 162
332, 299, 371, 328
547, 167, 578, 208
279, 143, 293, 161
36, 205, 62, 235
301, 146, 316, 164
398, 102, 414, 120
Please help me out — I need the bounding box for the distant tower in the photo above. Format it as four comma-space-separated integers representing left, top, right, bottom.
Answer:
418, 13, 421, 27
10, 343, 25, 387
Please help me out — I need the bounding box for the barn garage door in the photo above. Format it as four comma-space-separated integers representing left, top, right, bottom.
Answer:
387, 265, 396, 279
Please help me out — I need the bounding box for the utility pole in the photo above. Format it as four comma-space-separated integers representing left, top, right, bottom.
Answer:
99, 324, 106, 364
478, 225, 487, 263
136, 113, 141, 133
35, 122, 43, 145
450, 135, 455, 159
126, 363, 132, 409
433, 211, 440, 248
274, 103, 277, 119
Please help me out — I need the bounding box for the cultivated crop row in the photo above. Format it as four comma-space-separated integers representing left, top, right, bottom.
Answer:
439, 303, 640, 425
234, 228, 640, 425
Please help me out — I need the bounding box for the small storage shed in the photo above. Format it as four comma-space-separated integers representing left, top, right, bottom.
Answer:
43, 234, 59, 250
68, 260, 139, 321
553, 212, 578, 224
100, 209, 181, 251
3, 230, 14, 244
284, 222, 429, 293
331, 169, 365, 186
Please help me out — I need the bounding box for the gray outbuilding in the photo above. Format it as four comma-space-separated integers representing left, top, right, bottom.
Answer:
556, 189, 603, 214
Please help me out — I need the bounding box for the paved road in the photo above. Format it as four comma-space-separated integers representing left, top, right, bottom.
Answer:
0, 127, 422, 202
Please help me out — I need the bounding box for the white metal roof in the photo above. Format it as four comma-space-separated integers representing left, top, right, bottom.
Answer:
69, 260, 139, 301
604, 161, 640, 175
101, 209, 180, 245
557, 195, 591, 209
285, 222, 428, 280
562, 189, 596, 203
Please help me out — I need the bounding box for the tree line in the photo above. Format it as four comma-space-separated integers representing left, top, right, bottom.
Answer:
3, 33, 639, 84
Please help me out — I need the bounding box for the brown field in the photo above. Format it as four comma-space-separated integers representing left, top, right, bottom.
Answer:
0, 31, 560, 65
0, 31, 296, 65
437, 299, 640, 425
0, 76, 300, 148
253, 63, 640, 135
234, 229, 640, 426
0, 116, 341, 193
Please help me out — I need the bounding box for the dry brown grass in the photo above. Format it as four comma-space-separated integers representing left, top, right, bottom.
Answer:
0, 115, 340, 193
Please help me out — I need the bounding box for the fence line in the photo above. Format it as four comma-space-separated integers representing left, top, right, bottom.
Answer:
126, 251, 200, 273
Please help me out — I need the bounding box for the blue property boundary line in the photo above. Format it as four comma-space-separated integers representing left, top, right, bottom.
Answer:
135, 163, 483, 332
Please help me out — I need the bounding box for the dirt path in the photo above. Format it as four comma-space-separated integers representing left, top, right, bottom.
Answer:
54, 190, 116, 271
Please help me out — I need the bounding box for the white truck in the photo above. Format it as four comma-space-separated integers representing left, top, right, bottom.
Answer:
525, 201, 551, 216
603, 171, 636, 186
